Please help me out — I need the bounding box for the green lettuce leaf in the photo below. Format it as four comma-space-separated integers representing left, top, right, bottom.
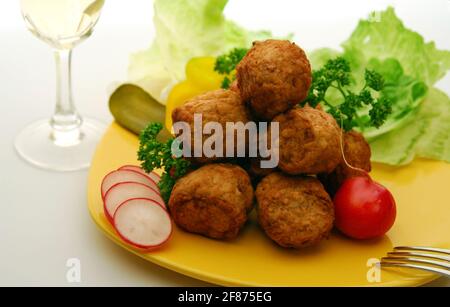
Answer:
309, 51, 428, 141
342, 7, 450, 87
370, 89, 450, 165
128, 46, 174, 106
416, 89, 450, 162
309, 7, 450, 165
361, 58, 428, 139
344, 8, 450, 164
307, 48, 340, 68
128, 0, 273, 104
310, 7, 450, 140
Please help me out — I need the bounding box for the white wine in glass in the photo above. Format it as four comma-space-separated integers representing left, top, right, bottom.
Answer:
16, 0, 107, 171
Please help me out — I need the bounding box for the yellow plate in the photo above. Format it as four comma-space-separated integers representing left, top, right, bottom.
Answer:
88, 122, 450, 286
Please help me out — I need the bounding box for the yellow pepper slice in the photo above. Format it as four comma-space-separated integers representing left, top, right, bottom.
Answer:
165, 57, 224, 131
165, 81, 204, 131
186, 57, 223, 90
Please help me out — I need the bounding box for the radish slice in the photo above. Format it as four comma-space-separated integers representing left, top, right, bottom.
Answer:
104, 182, 165, 223
114, 199, 172, 250
101, 170, 158, 199
119, 165, 161, 184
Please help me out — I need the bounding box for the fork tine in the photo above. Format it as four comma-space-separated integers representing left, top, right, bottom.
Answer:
380, 247, 450, 277
382, 256, 450, 270
380, 262, 450, 277
394, 246, 450, 255
388, 251, 450, 262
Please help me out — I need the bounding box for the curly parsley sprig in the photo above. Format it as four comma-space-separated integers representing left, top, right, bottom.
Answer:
138, 123, 190, 204
303, 57, 392, 132
214, 48, 248, 89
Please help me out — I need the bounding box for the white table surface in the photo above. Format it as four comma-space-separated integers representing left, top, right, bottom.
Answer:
0, 0, 449, 287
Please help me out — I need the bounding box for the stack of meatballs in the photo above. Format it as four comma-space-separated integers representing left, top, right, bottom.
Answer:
169, 40, 371, 249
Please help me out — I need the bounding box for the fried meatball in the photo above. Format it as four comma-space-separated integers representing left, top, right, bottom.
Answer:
243, 158, 277, 185
229, 80, 239, 94
168, 164, 254, 240
272, 105, 341, 175
237, 39, 312, 120
321, 130, 372, 195
256, 173, 334, 249
172, 89, 252, 164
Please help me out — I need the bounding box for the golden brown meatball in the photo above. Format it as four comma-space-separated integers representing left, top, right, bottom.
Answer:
272, 105, 341, 175
243, 158, 277, 185
229, 80, 239, 94
321, 130, 372, 195
256, 173, 334, 249
171, 89, 252, 164
168, 164, 254, 240
237, 39, 312, 120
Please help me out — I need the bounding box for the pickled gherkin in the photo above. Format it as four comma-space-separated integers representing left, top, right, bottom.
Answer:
109, 84, 171, 141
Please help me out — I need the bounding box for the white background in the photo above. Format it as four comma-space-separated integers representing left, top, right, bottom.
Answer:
0, 0, 449, 286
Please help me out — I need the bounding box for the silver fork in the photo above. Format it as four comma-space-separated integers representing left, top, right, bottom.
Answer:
380, 246, 450, 277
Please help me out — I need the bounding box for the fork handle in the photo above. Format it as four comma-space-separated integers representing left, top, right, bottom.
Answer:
381, 262, 450, 278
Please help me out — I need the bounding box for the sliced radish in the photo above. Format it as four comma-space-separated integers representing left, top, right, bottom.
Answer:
119, 165, 161, 184
101, 170, 158, 199
114, 199, 172, 251
119, 165, 142, 172
104, 182, 165, 223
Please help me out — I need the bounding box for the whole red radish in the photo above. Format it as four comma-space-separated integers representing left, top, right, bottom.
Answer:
334, 176, 396, 240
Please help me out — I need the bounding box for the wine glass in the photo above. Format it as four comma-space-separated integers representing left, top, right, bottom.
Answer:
16, 0, 107, 171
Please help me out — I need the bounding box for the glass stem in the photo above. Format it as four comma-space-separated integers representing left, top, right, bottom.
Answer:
51, 49, 83, 146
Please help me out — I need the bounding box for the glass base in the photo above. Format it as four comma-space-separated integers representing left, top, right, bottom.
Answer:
15, 118, 107, 172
